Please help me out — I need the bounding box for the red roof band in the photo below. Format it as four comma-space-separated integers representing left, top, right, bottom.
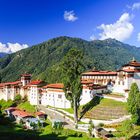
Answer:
43, 83, 64, 89
82, 71, 117, 76
0, 81, 21, 87
35, 111, 46, 116
12, 110, 33, 118
27, 80, 44, 85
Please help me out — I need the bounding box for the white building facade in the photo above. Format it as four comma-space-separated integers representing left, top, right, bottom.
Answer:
41, 83, 71, 108
81, 59, 140, 101
0, 59, 140, 108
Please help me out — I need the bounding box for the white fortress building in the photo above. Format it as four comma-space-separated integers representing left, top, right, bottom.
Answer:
0, 59, 140, 108
81, 59, 140, 103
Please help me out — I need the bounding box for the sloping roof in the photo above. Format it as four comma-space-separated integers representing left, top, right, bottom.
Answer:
43, 83, 64, 89
21, 74, 31, 77
27, 80, 44, 86
0, 81, 21, 87
82, 71, 117, 76
81, 79, 94, 84
26, 118, 39, 124
35, 111, 46, 116
5, 107, 19, 111
123, 60, 140, 67
122, 69, 135, 73
83, 84, 107, 90
12, 110, 32, 118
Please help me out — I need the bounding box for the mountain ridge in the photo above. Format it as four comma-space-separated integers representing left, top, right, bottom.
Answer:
0, 36, 140, 83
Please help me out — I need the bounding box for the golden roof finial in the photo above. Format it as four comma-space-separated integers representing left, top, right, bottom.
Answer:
92, 67, 96, 71
132, 57, 136, 62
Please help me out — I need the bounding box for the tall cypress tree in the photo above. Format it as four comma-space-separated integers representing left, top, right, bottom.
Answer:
61, 48, 84, 126
127, 83, 140, 124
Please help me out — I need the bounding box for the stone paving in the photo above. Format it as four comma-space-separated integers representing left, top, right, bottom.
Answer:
38, 105, 76, 130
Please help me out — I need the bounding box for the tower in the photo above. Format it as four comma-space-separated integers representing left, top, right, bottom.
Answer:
21, 74, 31, 86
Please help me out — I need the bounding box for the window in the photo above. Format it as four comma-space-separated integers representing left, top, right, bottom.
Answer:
118, 81, 120, 85
58, 94, 62, 99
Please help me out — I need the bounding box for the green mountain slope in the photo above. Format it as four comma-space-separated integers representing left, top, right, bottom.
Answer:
0, 36, 140, 83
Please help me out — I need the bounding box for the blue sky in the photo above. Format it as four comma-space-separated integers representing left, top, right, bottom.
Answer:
0, 0, 140, 53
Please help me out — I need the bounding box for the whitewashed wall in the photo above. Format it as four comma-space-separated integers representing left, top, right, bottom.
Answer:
41, 90, 71, 108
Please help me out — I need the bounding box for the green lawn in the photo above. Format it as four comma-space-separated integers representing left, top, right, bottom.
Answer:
41, 119, 100, 140
17, 101, 36, 114
62, 108, 74, 114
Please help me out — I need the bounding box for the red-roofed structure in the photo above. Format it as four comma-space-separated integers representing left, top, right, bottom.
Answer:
43, 83, 64, 89
123, 60, 140, 67
0, 81, 21, 87
28, 80, 44, 86
12, 110, 32, 118
82, 71, 117, 76
35, 111, 45, 116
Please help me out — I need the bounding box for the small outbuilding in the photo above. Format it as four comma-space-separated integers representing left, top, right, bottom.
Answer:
12, 110, 33, 124
25, 118, 44, 130
4, 107, 19, 119
94, 127, 114, 139
35, 111, 47, 121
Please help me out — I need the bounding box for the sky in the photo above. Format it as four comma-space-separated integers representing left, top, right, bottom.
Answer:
0, 0, 140, 53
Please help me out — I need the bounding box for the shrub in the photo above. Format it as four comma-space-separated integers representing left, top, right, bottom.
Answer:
88, 120, 94, 137
0, 99, 14, 110
98, 123, 104, 127
14, 94, 22, 105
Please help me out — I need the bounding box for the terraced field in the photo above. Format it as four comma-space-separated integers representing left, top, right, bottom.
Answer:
83, 98, 128, 120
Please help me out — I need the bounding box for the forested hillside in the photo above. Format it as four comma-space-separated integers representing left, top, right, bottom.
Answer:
0, 36, 140, 83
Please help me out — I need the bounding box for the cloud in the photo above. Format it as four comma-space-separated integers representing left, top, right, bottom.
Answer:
0, 42, 29, 53
127, 2, 140, 10
90, 35, 97, 41
64, 11, 78, 22
137, 33, 140, 42
97, 13, 134, 41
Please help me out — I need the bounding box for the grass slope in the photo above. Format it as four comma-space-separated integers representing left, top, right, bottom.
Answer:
17, 101, 36, 114
54, 97, 128, 121
84, 98, 128, 120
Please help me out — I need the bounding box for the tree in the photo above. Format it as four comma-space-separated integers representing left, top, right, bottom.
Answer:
0, 105, 2, 118
88, 120, 94, 137
14, 94, 22, 105
30, 122, 37, 130
37, 120, 42, 131
127, 83, 140, 124
61, 48, 84, 126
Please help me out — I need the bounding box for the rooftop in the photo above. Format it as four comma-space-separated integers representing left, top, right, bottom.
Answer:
26, 118, 40, 124
35, 111, 46, 116
21, 74, 32, 77
5, 107, 19, 111
12, 110, 33, 118
27, 80, 44, 86
43, 83, 64, 89
123, 60, 140, 67
0, 81, 21, 87
82, 71, 117, 76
